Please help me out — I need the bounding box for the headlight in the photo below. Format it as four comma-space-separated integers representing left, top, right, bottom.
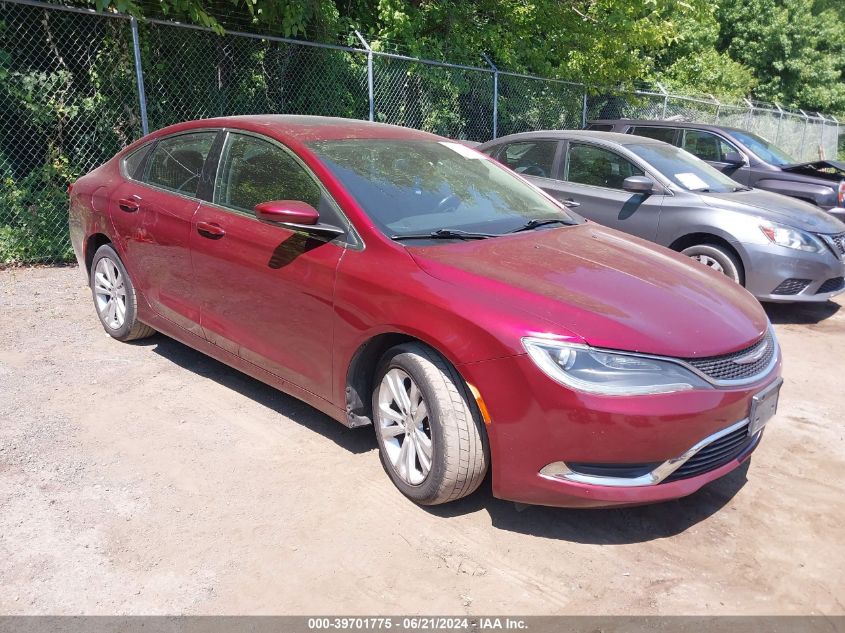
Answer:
522, 338, 712, 396
759, 221, 825, 253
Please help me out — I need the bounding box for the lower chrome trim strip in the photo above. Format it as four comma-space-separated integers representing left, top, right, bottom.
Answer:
539, 418, 752, 488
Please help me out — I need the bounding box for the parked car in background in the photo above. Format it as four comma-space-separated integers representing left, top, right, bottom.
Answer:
588, 119, 845, 218
478, 130, 845, 302
70, 115, 782, 509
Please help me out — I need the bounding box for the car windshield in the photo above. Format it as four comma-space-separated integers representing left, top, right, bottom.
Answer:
626, 142, 744, 193
730, 130, 797, 166
307, 139, 580, 239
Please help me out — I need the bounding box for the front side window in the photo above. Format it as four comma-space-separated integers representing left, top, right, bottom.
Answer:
214, 133, 322, 212
144, 132, 217, 196
498, 141, 558, 178
631, 126, 679, 145
730, 130, 796, 166
307, 140, 580, 238
682, 130, 736, 162
626, 142, 744, 193
565, 143, 644, 189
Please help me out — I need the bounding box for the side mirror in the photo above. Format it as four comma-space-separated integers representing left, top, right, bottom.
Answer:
254, 200, 344, 238
255, 200, 320, 225
723, 151, 745, 166
623, 176, 655, 194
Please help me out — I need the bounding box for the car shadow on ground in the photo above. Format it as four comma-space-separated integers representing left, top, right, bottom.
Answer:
135, 332, 749, 544
764, 300, 840, 324
138, 334, 377, 456
425, 462, 749, 544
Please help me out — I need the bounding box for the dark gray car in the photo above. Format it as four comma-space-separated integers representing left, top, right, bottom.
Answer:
477, 131, 845, 302
588, 119, 845, 217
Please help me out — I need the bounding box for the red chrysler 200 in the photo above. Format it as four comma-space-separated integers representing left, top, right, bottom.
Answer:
69, 116, 783, 508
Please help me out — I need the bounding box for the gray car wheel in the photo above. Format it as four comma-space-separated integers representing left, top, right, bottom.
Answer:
90, 244, 156, 342
372, 342, 488, 505
681, 244, 744, 285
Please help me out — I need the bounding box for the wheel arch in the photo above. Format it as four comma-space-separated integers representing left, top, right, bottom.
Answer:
84, 233, 113, 276
668, 232, 746, 280
344, 332, 478, 430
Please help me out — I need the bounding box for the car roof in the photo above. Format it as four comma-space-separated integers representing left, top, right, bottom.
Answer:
148, 115, 443, 143
479, 130, 662, 146
590, 119, 748, 135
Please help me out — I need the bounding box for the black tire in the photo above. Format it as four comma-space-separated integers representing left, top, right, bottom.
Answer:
372, 343, 488, 505
89, 244, 156, 342
681, 243, 744, 285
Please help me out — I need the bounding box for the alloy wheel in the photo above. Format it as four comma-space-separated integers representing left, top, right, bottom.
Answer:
93, 257, 127, 330
376, 368, 434, 485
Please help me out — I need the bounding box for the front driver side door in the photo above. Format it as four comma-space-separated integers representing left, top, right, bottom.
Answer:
550, 142, 665, 241
190, 131, 349, 401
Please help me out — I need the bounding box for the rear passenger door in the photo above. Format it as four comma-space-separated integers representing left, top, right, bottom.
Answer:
109, 130, 219, 335
556, 142, 664, 240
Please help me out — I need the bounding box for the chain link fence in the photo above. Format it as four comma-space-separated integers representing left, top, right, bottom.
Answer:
1, 0, 843, 264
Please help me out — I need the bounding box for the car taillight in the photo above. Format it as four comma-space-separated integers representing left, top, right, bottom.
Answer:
67, 183, 74, 195
838, 180, 845, 207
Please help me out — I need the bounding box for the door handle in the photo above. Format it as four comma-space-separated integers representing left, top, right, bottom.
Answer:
196, 221, 226, 239
562, 198, 581, 208
118, 196, 140, 213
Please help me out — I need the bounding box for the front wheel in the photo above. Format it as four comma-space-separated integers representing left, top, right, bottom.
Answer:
372, 343, 488, 505
681, 244, 744, 285
89, 244, 156, 342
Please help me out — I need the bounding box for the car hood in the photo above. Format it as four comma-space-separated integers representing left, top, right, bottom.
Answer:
701, 189, 845, 233
782, 159, 845, 175
408, 224, 767, 358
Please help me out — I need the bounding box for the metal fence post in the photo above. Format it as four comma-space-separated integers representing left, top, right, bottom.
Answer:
774, 102, 784, 146
798, 109, 809, 159
582, 87, 588, 129
743, 98, 754, 131
354, 30, 374, 122
709, 94, 720, 124
657, 82, 668, 119
482, 54, 498, 139
130, 16, 149, 136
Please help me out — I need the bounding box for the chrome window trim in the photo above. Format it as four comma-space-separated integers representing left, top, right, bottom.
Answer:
539, 417, 756, 488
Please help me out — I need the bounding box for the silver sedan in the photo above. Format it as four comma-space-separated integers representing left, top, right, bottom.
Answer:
478, 131, 845, 302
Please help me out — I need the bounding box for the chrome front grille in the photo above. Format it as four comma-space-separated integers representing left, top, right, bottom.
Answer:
684, 329, 776, 382
663, 423, 755, 482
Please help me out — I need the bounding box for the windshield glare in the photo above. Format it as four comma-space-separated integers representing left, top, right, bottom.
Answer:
730, 130, 796, 166
627, 142, 744, 193
307, 139, 579, 238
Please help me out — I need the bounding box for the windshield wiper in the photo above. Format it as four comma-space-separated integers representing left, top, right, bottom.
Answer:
391, 228, 497, 241
508, 218, 576, 233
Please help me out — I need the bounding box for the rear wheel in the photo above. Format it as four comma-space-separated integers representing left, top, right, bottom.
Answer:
89, 244, 156, 342
681, 244, 743, 285
372, 343, 488, 505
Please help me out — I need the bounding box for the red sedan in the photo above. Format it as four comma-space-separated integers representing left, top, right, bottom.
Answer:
69, 116, 782, 508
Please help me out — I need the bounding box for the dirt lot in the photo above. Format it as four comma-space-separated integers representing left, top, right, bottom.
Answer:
1, 265, 843, 615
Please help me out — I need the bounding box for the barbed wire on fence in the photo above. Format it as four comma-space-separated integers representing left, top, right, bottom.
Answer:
1, 0, 842, 264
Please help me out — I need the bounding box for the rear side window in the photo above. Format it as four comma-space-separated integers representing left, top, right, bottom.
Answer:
587, 124, 614, 131
498, 140, 558, 178
122, 144, 151, 180
144, 132, 217, 196
565, 143, 644, 189
630, 126, 679, 145
682, 130, 736, 162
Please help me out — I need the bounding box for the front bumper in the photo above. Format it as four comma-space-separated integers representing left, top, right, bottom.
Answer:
737, 241, 845, 302
459, 353, 781, 508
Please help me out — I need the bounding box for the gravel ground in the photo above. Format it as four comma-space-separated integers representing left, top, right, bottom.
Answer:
0, 265, 843, 615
